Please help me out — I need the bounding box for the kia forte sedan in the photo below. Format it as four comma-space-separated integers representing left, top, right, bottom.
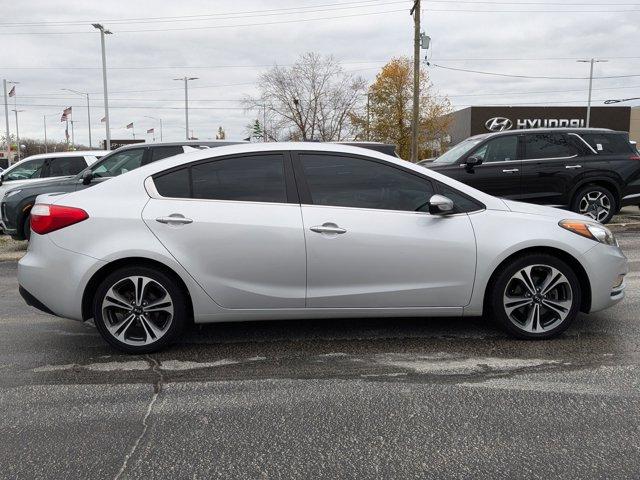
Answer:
18, 143, 628, 353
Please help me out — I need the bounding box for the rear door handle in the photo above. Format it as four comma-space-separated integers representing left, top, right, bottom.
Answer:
502, 168, 519, 173
565, 165, 582, 169
310, 223, 347, 234
156, 214, 193, 225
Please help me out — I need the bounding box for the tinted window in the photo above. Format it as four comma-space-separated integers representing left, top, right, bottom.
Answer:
438, 184, 483, 213
524, 133, 577, 159
300, 154, 434, 212
192, 154, 286, 202
91, 149, 146, 178
150, 146, 183, 162
154, 168, 190, 198
472, 136, 518, 163
47, 156, 87, 177
3, 158, 46, 181
579, 133, 635, 154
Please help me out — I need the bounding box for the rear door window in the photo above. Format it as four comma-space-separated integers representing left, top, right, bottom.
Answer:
149, 146, 184, 163
47, 156, 87, 177
524, 133, 578, 160
579, 133, 635, 154
91, 148, 146, 178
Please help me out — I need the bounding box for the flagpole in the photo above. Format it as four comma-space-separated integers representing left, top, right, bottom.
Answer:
13, 92, 20, 162
65, 118, 69, 150
70, 119, 75, 148
43, 115, 47, 153
2, 80, 10, 165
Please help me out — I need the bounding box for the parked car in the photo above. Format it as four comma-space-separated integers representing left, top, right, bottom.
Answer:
1, 141, 242, 240
420, 128, 640, 224
0, 150, 107, 203
18, 142, 627, 353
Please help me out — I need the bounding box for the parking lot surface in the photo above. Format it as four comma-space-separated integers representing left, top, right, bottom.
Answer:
1, 232, 639, 479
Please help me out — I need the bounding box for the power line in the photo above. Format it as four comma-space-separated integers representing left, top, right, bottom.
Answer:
430, 63, 640, 80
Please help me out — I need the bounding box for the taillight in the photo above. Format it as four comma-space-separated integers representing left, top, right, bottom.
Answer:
30, 204, 89, 235
630, 155, 640, 160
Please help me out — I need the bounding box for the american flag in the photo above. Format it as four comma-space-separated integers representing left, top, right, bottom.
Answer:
60, 113, 67, 122
100, 117, 106, 123
8, 86, 15, 97
63, 106, 72, 116
126, 122, 134, 129
147, 128, 154, 134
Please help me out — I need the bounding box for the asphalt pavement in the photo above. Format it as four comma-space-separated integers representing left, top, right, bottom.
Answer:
1, 233, 640, 479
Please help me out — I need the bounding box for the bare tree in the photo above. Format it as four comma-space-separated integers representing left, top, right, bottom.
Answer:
245, 53, 367, 142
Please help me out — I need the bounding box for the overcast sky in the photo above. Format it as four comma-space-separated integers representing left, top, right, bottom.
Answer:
3, 0, 640, 147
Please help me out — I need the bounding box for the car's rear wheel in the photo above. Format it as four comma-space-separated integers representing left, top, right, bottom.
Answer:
93, 266, 187, 353
490, 254, 581, 339
571, 185, 616, 224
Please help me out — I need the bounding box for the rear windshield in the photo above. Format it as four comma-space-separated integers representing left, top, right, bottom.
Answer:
578, 133, 635, 154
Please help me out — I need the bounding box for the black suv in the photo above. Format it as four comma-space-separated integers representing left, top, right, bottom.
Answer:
1, 141, 243, 240
421, 128, 640, 223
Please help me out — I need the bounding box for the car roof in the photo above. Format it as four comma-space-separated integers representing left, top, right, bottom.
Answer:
467, 127, 626, 142
113, 140, 247, 152
17, 150, 110, 160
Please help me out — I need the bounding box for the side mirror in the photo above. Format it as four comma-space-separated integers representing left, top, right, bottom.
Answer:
465, 155, 483, 171
428, 194, 454, 215
81, 170, 93, 185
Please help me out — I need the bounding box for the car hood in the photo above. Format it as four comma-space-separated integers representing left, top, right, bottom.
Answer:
501, 199, 585, 221
8, 175, 76, 193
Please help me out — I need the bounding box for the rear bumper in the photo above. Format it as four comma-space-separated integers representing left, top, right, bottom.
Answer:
19, 286, 55, 315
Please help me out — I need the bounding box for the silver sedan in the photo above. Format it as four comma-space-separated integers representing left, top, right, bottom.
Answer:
18, 143, 628, 353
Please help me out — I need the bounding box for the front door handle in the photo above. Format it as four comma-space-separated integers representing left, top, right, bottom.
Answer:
156, 214, 193, 225
502, 168, 519, 173
310, 223, 347, 235
565, 165, 582, 169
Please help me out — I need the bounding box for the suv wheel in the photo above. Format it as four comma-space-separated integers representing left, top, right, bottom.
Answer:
490, 254, 581, 339
93, 266, 187, 353
571, 185, 616, 224
22, 214, 31, 241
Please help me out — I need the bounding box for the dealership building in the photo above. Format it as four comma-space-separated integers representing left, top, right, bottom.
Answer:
446, 105, 640, 145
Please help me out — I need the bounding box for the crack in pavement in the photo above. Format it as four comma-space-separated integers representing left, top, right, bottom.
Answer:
113, 357, 164, 480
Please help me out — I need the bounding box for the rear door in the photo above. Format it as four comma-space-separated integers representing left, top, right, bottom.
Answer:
47, 156, 89, 178
142, 152, 306, 309
455, 134, 522, 199
519, 132, 583, 205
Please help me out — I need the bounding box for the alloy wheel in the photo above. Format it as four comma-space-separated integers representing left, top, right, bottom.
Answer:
502, 264, 573, 334
578, 190, 611, 223
101, 276, 174, 346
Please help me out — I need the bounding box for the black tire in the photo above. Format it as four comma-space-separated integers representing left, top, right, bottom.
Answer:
489, 253, 581, 340
22, 214, 31, 241
570, 184, 616, 224
93, 266, 187, 354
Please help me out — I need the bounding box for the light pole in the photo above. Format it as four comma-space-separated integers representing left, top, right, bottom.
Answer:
12, 109, 24, 162
62, 88, 92, 148
577, 58, 607, 127
174, 76, 198, 140
93, 24, 112, 150
2, 80, 10, 163
144, 115, 163, 141
410, 0, 421, 162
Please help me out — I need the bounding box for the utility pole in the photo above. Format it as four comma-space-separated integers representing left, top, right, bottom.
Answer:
577, 58, 607, 128
43, 115, 48, 153
366, 91, 371, 141
2, 80, 10, 164
410, 0, 421, 162
174, 76, 198, 140
93, 24, 112, 150
263, 104, 267, 142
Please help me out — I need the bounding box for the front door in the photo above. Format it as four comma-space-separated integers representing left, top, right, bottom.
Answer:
456, 134, 522, 199
294, 152, 477, 308
142, 152, 306, 309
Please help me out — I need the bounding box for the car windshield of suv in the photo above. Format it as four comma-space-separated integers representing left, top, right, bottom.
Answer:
88, 149, 146, 178
432, 138, 484, 165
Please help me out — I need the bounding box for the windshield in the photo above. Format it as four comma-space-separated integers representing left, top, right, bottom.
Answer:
80, 148, 146, 179
432, 138, 484, 165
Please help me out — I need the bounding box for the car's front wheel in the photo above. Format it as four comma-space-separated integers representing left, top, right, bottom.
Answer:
93, 266, 187, 353
490, 254, 581, 339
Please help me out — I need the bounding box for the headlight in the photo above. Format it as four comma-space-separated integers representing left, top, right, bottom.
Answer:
4, 189, 21, 199
559, 219, 618, 246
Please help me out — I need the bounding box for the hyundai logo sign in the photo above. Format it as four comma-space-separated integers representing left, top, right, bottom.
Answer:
485, 117, 513, 132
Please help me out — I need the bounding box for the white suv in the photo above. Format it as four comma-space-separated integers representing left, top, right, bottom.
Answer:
0, 150, 108, 201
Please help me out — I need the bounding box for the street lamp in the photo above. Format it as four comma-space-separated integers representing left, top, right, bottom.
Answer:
173, 77, 198, 140
577, 58, 608, 127
144, 115, 163, 142
604, 97, 640, 104
93, 23, 112, 150
62, 88, 92, 148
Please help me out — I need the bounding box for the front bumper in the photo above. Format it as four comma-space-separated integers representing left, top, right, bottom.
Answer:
581, 243, 629, 313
